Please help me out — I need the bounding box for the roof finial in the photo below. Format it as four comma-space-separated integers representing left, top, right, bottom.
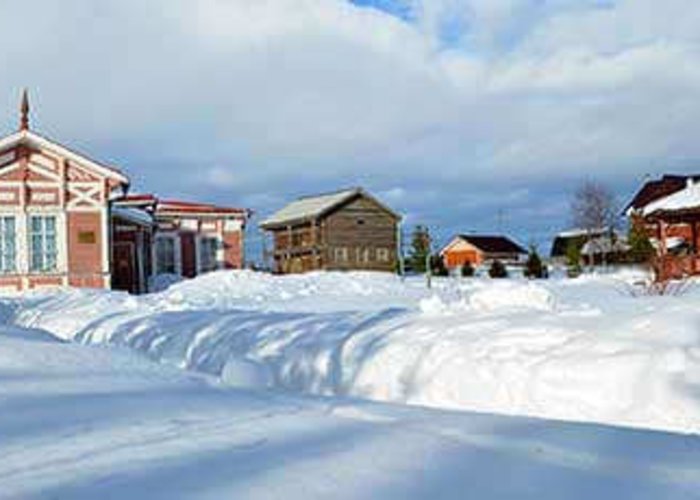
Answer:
19, 89, 29, 131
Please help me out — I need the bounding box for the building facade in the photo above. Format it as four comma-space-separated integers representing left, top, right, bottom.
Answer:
0, 92, 247, 293
626, 174, 700, 280
113, 195, 247, 293
440, 234, 526, 270
261, 188, 401, 274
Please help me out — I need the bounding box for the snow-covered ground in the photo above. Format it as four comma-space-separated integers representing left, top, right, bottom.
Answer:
2, 322, 700, 499
3, 270, 700, 435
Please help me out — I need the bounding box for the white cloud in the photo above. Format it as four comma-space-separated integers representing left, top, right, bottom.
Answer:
0, 0, 699, 243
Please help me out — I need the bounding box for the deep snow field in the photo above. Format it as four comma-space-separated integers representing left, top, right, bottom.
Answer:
1, 270, 700, 498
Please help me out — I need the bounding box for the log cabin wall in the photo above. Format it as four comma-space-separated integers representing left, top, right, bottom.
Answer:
323, 195, 397, 272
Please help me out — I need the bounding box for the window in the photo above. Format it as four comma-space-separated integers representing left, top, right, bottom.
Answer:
156, 237, 176, 274
377, 248, 390, 262
334, 247, 348, 262
29, 216, 57, 273
199, 237, 219, 273
355, 247, 370, 263
0, 216, 16, 273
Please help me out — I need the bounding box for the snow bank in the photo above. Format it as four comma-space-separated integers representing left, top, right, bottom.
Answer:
4, 271, 700, 434
4, 328, 699, 499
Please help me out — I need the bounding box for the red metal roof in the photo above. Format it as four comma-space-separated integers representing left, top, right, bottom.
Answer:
156, 199, 249, 216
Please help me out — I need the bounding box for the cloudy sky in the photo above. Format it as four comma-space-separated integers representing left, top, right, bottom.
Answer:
1, 0, 700, 258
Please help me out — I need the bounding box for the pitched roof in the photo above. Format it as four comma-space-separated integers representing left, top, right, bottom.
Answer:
625, 175, 700, 213
0, 129, 129, 184
641, 180, 700, 217
453, 235, 526, 255
260, 187, 399, 228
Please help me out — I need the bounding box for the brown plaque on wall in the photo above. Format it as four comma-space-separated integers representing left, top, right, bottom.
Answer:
78, 231, 96, 244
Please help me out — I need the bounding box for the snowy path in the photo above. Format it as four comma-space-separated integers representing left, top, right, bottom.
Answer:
1, 325, 700, 499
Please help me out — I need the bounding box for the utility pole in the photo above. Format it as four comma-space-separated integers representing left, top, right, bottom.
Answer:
425, 230, 432, 289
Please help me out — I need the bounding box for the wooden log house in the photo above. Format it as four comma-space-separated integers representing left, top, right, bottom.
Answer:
260, 188, 401, 274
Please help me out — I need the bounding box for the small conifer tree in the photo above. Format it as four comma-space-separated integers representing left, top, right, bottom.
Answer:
627, 219, 655, 265
461, 261, 475, 277
524, 245, 546, 279
488, 259, 508, 278
566, 240, 582, 277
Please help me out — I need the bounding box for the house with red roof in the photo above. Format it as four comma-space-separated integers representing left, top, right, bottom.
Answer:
0, 92, 248, 293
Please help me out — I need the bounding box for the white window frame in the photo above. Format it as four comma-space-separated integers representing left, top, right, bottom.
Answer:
196, 234, 222, 274
0, 215, 17, 273
153, 233, 181, 276
28, 214, 60, 274
334, 247, 348, 263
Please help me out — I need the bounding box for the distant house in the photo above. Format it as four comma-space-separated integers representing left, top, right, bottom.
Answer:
260, 187, 401, 274
0, 91, 248, 294
550, 228, 608, 263
625, 174, 700, 279
440, 234, 526, 270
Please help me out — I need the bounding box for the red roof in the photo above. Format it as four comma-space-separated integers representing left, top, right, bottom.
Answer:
156, 199, 249, 216
118, 193, 158, 204
114, 194, 249, 218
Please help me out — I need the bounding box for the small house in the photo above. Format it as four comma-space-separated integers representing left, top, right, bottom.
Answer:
260, 187, 401, 274
440, 234, 526, 270
550, 228, 609, 263
0, 91, 248, 293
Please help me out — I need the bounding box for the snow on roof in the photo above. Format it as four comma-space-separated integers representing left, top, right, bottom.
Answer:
112, 206, 154, 226
580, 236, 630, 256
624, 174, 700, 214
260, 188, 359, 227
555, 227, 608, 238
642, 179, 700, 216
260, 187, 398, 228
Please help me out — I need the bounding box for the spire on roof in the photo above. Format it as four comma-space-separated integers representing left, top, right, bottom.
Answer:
19, 89, 29, 131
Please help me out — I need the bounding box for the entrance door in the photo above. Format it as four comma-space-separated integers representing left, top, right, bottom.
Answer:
112, 242, 137, 293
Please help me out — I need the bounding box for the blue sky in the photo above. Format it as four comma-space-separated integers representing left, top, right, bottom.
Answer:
1, 0, 699, 261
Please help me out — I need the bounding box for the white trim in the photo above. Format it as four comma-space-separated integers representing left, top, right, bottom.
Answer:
26, 181, 59, 188
101, 207, 110, 275
0, 162, 21, 177
0, 131, 128, 184
196, 233, 223, 274
0, 151, 15, 166
67, 183, 102, 210
24, 211, 67, 274
28, 162, 60, 181
439, 236, 469, 256
157, 211, 246, 219
153, 232, 182, 276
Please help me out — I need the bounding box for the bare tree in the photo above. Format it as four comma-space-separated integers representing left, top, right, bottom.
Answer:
570, 181, 619, 267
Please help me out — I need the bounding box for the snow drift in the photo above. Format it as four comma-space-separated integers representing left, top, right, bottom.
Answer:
4, 270, 700, 434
